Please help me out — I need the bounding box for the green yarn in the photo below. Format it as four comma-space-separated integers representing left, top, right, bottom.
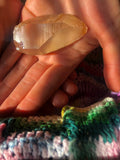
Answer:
0, 98, 120, 160
62, 98, 120, 159
69, 139, 96, 160
63, 99, 118, 126
62, 98, 119, 142
1, 98, 120, 149
2, 117, 63, 138
86, 100, 118, 124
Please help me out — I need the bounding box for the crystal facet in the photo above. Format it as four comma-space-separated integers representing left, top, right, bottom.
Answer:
13, 14, 88, 55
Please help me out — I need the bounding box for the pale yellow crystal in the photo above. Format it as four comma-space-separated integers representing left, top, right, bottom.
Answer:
13, 14, 87, 55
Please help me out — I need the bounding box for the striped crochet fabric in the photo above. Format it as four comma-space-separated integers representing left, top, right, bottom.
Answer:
0, 97, 120, 160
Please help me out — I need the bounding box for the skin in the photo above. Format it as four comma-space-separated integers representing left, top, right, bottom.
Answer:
0, 0, 120, 116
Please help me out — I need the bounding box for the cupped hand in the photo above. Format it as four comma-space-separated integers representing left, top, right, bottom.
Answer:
0, 0, 120, 116
0, 0, 81, 116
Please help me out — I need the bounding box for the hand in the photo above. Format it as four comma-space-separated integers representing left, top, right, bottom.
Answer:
0, 0, 80, 116
0, 0, 119, 116
78, 0, 120, 91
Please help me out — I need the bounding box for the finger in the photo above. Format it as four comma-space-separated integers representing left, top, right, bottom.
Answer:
51, 79, 78, 107
14, 64, 76, 114
0, 61, 50, 109
62, 79, 78, 96
0, 54, 38, 104
99, 5, 120, 91
21, 4, 35, 21
25, 0, 63, 16
103, 41, 120, 91
52, 89, 69, 108
0, 43, 21, 81
24, 0, 83, 19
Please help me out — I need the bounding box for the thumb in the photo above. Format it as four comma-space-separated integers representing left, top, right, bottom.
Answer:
103, 41, 120, 92
100, 12, 120, 92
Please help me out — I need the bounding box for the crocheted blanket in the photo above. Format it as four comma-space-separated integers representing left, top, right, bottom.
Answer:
0, 97, 120, 159
0, 47, 120, 160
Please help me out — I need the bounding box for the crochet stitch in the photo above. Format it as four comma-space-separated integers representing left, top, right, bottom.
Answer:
0, 97, 120, 160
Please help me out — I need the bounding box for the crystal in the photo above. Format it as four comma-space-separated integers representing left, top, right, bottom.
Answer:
13, 14, 87, 55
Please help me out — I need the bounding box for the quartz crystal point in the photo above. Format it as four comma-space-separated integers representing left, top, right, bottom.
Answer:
13, 14, 88, 55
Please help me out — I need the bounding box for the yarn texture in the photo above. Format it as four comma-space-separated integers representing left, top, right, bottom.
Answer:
0, 97, 120, 160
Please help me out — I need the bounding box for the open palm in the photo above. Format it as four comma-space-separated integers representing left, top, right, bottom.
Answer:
0, 0, 120, 116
